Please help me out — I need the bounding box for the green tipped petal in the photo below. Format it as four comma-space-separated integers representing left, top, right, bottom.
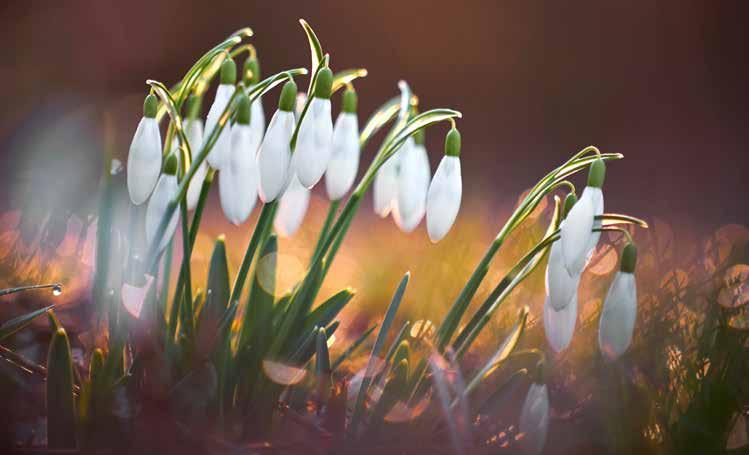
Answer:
243, 56, 261, 84
342, 88, 357, 113
444, 127, 461, 157
587, 157, 606, 188
313, 67, 333, 99
620, 242, 637, 273
278, 79, 298, 112
236, 92, 251, 125
143, 94, 158, 118
220, 57, 237, 85
563, 193, 578, 219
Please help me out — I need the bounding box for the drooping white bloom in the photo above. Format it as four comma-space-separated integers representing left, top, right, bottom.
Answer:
145, 169, 179, 254
257, 80, 297, 202
325, 111, 360, 200
250, 96, 265, 140
184, 118, 208, 211
426, 155, 462, 242
393, 137, 431, 232
292, 97, 333, 188
274, 174, 310, 237
373, 151, 401, 217
204, 84, 236, 170
127, 95, 162, 205
543, 291, 578, 353
219, 124, 260, 225
560, 186, 603, 275
518, 383, 549, 455
545, 234, 581, 310
598, 270, 637, 361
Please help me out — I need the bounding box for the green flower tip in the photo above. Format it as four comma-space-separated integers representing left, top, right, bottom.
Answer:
220, 57, 237, 85
313, 67, 333, 99
236, 92, 251, 125
278, 79, 298, 112
216, 234, 226, 243
444, 127, 461, 157
143, 94, 158, 118
413, 127, 425, 145
163, 153, 179, 175
587, 157, 606, 188
243, 56, 261, 84
186, 95, 202, 120
342, 88, 357, 113
563, 192, 578, 219
620, 242, 637, 273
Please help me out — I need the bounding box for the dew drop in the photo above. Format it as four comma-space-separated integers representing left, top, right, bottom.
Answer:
110, 159, 123, 175
52, 285, 63, 296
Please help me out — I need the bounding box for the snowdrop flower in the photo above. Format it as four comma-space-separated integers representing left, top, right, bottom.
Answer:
325, 88, 360, 201
204, 57, 237, 170
426, 127, 462, 242
274, 173, 310, 237
519, 378, 549, 455
145, 153, 180, 253
127, 94, 162, 205
543, 291, 577, 353
393, 129, 430, 232
242, 56, 266, 140
599, 243, 638, 361
219, 93, 260, 225
184, 96, 208, 211
373, 147, 401, 217
257, 80, 297, 202
292, 67, 333, 188
560, 157, 605, 275
545, 194, 581, 310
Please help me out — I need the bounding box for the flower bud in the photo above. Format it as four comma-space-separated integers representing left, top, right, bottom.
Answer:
342, 88, 357, 113
220, 57, 237, 85
127, 94, 163, 205
587, 157, 606, 188
143, 94, 158, 118
162, 152, 179, 175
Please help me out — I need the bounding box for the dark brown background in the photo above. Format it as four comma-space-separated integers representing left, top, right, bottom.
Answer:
1, 0, 747, 228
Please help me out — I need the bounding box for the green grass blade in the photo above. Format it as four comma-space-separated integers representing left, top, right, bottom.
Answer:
302, 287, 354, 334
299, 19, 324, 77
0, 304, 55, 341
331, 323, 378, 372
46, 328, 77, 449
0, 284, 62, 297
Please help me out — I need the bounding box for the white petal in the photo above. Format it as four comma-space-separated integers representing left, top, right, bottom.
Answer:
204, 84, 235, 170
426, 155, 462, 242
394, 138, 429, 232
560, 186, 596, 274
325, 112, 359, 200
598, 271, 637, 360
519, 383, 549, 455
121, 275, 155, 319
373, 152, 400, 217
184, 119, 208, 211
545, 236, 581, 310
257, 110, 295, 202
145, 174, 180, 253
219, 125, 260, 225
274, 174, 310, 237
250, 92, 266, 140
292, 98, 333, 188
127, 117, 162, 205
582, 187, 604, 266
543, 291, 578, 353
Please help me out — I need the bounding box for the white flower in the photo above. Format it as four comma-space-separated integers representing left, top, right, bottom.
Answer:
426, 154, 462, 242
560, 186, 603, 275
292, 97, 333, 189
219, 123, 260, 225
274, 174, 310, 237
257, 80, 297, 202
145, 161, 179, 254
393, 137, 430, 232
250, 95, 265, 140
543, 291, 578, 353
204, 84, 235, 170
518, 383, 549, 455
373, 151, 401, 217
598, 270, 637, 361
545, 233, 581, 311
127, 95, 162, 205
184, 118, 208, 211
325, 111, 359, 201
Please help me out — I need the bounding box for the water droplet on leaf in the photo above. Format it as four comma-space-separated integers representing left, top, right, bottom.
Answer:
52, 285, 62, 296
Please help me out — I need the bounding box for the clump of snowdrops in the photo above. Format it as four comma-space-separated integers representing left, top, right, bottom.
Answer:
0, 20, 649, 453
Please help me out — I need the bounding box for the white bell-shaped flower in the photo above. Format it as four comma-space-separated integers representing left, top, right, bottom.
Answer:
291, 67, 334, 188
325, 89, 360, 201
184, 101, 208, 211
257, 80, 297, 202
242, 56, 266, 141
127, 94, 162, 205
599, 243, 638, 361
274, 173, 310, 237
426, 128, 462, 242
543, 291, 578, 353
145, 154, 180, 253
394, 134, 430, 232
560, 158, 605, 275
219, 94, 260, 225
204, 58, 237, 170
545, 236, 581, 310
518, 382, 549, 455
373, 150, 401, 217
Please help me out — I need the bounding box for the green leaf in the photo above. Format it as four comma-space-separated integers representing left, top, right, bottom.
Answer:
0, 304, 54, 341
369, 358, 409, 432
302, 288, 354, 334
0, 283, 62, 297
46, 328, 77, 449
359, 96, 400, 149
299, 19, 324, 77
316, 328, 331, 378
331, 323, 378, 372
206, 236, 231, 315
331, 68, 368, 94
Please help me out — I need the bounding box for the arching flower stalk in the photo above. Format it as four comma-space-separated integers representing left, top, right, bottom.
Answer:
204, 57, 237, 170
292, 66, 334, 188
545, 193, 581, 311
242, 54, 266, 141
560, 157, 605, 275
257, 80, 297, 202
426, 126, 462, 242
126, 94, 162, 205
219, 92, 260, 225
184, 95, 208, 211
325, 88, 360, 201
518, 363, 550, 455
145, 153, 180, 253
393, 128, 431, 232
599, 242, 638, 360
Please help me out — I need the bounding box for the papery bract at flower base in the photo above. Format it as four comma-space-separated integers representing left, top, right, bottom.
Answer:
274, 174, 310, 237
204, 58, 237, 170
292, 67, 334, 188
599, 243, 638, 361
258, 80, 297, 202
145, 155, 180, 254
325, 91, 359, 201
426, 128, 462, 242
127, 94, 162, 205
518, 382, 549, 455
543, 291, 577, 353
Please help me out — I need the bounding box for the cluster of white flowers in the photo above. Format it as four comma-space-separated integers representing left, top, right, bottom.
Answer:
543, 158, 638, 361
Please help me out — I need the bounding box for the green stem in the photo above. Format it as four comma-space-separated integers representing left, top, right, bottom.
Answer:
310, 200, 339, 266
